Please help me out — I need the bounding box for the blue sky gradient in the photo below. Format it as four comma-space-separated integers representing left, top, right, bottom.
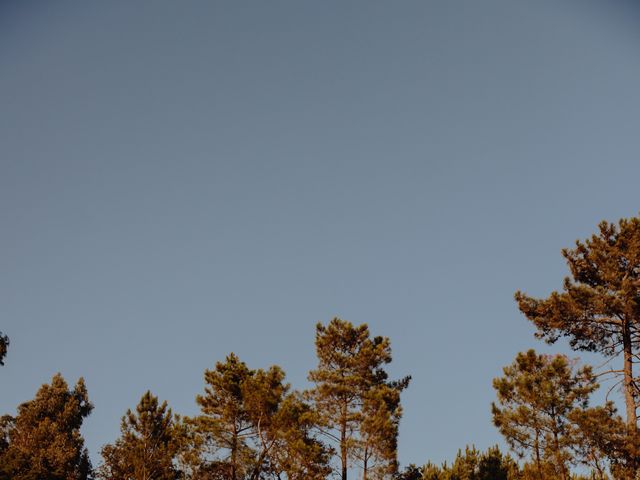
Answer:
2, 0, 640, 468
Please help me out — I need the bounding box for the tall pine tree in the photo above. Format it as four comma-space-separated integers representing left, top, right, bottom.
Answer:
0, 373, 93, 480
191, 353, 330, 480
307, 318, 410, 480
191, 353, 256, 480
492, 350, 597, 480
515, 216, 640, 431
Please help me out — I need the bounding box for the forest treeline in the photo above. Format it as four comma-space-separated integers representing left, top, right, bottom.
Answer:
2, 215, 640, 480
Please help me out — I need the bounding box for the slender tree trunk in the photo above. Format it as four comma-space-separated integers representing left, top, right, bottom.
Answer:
363, 446, 368, 480
534, 430, 542, 480
622, 323, 636, 430
231, 423, 238, 480
341, 423, 348, 480
341, 405, 348, 480
143, 436, 148, 480
552, 430, 567, 480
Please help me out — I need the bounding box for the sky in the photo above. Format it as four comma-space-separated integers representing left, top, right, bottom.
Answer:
2, 0, 640, 471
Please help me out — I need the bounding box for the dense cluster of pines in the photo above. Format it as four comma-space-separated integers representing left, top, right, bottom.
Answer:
3, 214, 640, 480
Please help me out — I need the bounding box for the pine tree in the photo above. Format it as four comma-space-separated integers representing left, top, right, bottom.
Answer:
421, 462, 445, 480
267, 393, 332, 480
394, 464, 424, 480
307, 318, 410, 480
476, 446, 520, 480
191, 353, 330, 480
98, 390, 182, 480
568, 404, 623, 480
403, 446, 520, 480
448, 446, 482, 480
515, 217, 640, 431
447, 445, 519, 480
358, 382, 406, 479
492, 350, 597, 480
0, 373, 93, 480
191, 353, 257, 480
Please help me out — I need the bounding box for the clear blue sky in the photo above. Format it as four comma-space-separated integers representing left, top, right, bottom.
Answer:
2, 0, 640, 469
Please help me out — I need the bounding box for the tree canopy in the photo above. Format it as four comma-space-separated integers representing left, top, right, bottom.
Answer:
0, 373, 93, 480
307, 318, 410, 480
5, 213, 640, 480
515, 217, 640, 430
190, 353, 331, 480
98, 391, 184, 480
492, 350, 598, 479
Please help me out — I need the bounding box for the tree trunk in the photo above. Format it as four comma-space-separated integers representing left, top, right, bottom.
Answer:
363, 446, 368, 480
231, 423, 238, 480
552, 430, 567, 480
341, 409, 348, 480
534, 430, 542, 480
623, 323, 636, 430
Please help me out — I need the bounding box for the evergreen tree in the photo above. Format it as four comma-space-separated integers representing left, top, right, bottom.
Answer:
405, 446, 520, 480
241, 364, 291, 480
193, 353, 254, 480
358, 382, 405, 479
492, 350, 597, 480
191, 353, 330, 480
476, 446, 520, 480
394, 464, 424, 480
446, 445, 519, 480
515, 216, 640, 431
98, 390, 182, 480
421, 462, 445, 480
307, 318, 410, 480
568, 404, 623, 480
0, 373, 93, 480
266, 393, 332, 480
448, 446, 482, 480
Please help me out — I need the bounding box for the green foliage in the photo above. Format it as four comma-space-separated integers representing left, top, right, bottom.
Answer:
394, 464, 424, 480
446, 445, 519, 480
492, 350, 598, 479
266, 392, 333, 480
515, 216, 640, 429
476, 445, 520, 480
193, 353, 254, 480
307, 317, 410, 480
358, 379, 409, 479
9, 296, 640, 479
568, 404, 625, 479
448, 446, 482, 480
0, 373, 93, 480
402, 446, 520, 480
98, 391, 183, 480
421, 462, 446, 480
190, 353, 330, 480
